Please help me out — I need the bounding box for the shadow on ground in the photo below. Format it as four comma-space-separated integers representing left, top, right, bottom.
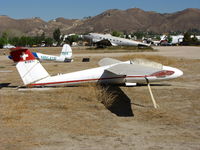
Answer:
0, 83, 11, 89
103, 85, 134, 117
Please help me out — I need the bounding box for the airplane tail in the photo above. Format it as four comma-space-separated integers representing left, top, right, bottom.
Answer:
10, 47, 50, 85
60, 44, 72, 58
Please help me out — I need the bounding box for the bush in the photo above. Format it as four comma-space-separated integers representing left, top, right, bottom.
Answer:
182, 32, 200, 46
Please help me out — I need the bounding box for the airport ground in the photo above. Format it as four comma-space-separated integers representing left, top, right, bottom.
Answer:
0, 46, 200, 150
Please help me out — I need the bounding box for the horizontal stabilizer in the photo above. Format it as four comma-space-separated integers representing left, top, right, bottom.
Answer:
106, 64, 161, 76
98, 58, 122, 66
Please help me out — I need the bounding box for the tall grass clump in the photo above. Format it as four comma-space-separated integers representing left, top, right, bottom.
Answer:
83, 83, 117, 108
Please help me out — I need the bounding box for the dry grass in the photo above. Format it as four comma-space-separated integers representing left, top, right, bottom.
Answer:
76, 83, 117, 108
1, 100, 28, 124
0, 87, 119, 149
119, 54, 200, 68
137, 109, 183, 125
2, 46, 154, 56
119, 54, 178, 66
0, 46, 200, 149
97, 86, 117, 108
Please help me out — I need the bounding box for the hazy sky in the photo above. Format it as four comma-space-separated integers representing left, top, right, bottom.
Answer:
0, 0, 200, 21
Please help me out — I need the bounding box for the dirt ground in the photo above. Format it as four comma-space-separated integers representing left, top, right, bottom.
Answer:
0, 46, 200, 150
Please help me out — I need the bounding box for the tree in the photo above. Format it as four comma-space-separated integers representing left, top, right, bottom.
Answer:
155, 35, 161, 41
45, 37, 53, 46
2, 32, 9, 44
112, 31, 123, 37
182, 32, 200, 46
65, 34, 79, 45
132, 32, 145, 40
0, 37, 6, 48
9, 37, 20, 46
53, 28, 61, 46
183, 32, 191, 43
167, 36, 172, 43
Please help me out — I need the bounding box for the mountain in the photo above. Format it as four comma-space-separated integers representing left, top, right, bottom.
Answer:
0, 16, 78, 36
0, 8, 200, 36
69, 8, 200, 34
0, 16, 48, 36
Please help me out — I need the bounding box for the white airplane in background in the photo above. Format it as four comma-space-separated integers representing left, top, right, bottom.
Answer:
10, 47, 183, 108
83, 33, 150, 47
3, 44, 15, 49
170, 35, 184, 45
32, 44, 73, 62
9, 44, 73, 62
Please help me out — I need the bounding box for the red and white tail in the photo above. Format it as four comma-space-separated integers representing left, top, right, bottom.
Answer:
10, 47, 49, 85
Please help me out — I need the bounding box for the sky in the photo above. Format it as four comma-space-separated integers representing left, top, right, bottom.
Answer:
0, 0, 200, 21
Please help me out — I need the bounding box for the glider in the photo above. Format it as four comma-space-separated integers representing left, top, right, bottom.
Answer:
9, 47, 183, 108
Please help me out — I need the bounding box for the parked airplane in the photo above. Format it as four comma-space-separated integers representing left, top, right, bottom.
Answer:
144, 35, 168, 46
9, 47, 183, 108
33, 44, 73, 62
83, 33, 150, 47
3, 44, 15, 49
170, 35, 184, 45
9, 44, 73, 62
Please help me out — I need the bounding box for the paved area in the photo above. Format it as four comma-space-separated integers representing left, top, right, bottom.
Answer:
74, 46, 200, 59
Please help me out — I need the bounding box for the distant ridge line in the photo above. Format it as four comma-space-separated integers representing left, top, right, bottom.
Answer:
0, 8, 200, 36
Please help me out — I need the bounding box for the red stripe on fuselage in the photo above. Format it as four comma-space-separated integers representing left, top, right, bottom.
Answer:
28, 70, 174, 86
30, 76, 125, 86
29, 75, 151, 86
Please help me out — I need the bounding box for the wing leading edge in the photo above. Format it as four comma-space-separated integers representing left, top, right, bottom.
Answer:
98, 58, 122, 66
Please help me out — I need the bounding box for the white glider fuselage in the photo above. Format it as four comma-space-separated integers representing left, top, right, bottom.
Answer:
9, 48, 183, 87
31, 61, 182, 87
31, 62, 125, 86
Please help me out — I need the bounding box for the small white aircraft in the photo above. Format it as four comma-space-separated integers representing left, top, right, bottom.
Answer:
84, 33, 150, 47
10, 47, 183, 108
9, 44, 73, 62
3, 44, 15, 49
32, 44, 73, 62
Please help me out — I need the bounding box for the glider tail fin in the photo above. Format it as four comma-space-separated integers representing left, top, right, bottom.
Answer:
60, 44, 72, 58
10, 47, 49, 85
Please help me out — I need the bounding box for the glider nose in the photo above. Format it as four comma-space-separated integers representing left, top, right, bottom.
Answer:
162, 66, 183, 79
173, 67, 183, 78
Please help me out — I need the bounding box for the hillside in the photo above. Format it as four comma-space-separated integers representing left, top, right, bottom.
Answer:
0, 8, 200, 36
69, 8, 200, 34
